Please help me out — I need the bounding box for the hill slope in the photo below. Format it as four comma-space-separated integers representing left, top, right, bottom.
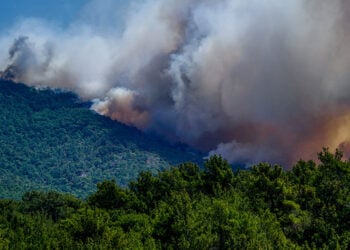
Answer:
0, 80, 203, 198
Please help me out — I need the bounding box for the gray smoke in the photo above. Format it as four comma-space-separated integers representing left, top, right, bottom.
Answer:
1, 0, 350, 166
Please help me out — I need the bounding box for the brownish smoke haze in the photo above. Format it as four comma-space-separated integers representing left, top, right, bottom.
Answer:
1, 0, 350, 166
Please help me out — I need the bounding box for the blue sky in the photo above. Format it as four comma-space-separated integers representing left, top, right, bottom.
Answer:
0, 0, 86, 31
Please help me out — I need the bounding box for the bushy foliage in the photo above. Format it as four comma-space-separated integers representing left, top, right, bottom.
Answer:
0, 150, 349, 249
0, 80, 203, 199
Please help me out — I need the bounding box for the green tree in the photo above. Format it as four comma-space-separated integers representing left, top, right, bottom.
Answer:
203, 155, 234, 194
88, 180, 129, 210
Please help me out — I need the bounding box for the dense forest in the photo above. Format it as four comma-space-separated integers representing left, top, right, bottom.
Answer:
0, 79, 203, 199
0, 80, 349, 249
0, 149, 349, 249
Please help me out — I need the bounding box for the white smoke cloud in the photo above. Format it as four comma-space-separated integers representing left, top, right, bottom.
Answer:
91, 87, 149, 129
1, 0, 350, 166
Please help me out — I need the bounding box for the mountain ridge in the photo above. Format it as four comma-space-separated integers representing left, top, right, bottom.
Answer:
0, 79, 204, 199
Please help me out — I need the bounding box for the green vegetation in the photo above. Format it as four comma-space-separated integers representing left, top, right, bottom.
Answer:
0, 80, 203, 199
1, 80, 349, 248
0, 150, 349, 249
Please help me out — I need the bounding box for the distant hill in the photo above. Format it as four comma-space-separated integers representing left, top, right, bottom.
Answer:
0, 79, 204, 199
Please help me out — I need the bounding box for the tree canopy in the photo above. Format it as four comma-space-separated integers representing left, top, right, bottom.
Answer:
0, 149, 349, 249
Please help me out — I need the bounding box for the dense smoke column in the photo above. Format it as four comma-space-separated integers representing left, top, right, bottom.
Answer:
1, 0, 350, 166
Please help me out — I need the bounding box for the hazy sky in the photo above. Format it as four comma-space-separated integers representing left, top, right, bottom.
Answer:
0, 1, 89, 31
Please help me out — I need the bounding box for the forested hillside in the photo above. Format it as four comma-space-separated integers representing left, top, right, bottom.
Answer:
0, 150, 349, 249
0, 79, 203, 199
1, 80, 349, 249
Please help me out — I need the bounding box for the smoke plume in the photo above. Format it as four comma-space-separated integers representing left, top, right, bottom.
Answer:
1, 0, 350, 166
